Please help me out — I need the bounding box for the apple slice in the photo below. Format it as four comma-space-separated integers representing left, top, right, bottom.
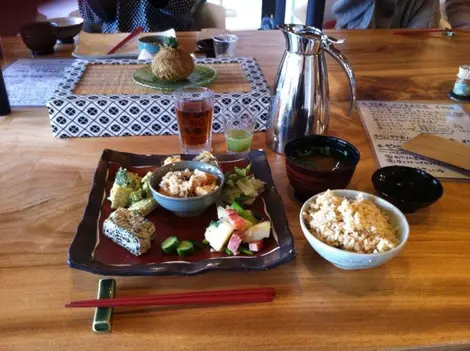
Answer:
204, 220, 234, 252
243, 221, 271, 243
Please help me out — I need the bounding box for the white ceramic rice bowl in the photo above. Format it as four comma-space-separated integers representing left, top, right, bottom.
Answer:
299, 189, 410, 270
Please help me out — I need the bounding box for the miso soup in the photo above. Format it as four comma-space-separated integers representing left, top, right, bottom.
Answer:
289, 146, 349, 171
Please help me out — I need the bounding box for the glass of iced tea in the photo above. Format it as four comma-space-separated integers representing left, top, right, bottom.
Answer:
222, 105, 257, 154
173, 87, 215, 154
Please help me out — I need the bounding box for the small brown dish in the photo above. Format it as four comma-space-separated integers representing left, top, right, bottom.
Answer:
285, 135, 360, 201
20, 22, 58, 56
49, 17, 84, 44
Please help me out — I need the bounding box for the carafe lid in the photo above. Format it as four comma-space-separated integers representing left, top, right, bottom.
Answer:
278, 24, 344, 44
278, 24, 323, 38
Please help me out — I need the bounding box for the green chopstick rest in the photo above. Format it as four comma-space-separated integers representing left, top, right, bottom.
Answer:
93, 278, 116, 333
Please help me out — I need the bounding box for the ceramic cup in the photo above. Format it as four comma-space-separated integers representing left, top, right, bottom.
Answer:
137, 35, 166, 55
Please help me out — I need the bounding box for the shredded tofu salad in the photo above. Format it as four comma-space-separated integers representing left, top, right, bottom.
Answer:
159, 169, 218, 198
303, 190, 399, 254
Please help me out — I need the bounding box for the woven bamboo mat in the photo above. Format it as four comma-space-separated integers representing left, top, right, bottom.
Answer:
73, 63, 252, 95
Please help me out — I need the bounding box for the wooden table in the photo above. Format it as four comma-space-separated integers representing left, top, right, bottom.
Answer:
1, 30, 470, 351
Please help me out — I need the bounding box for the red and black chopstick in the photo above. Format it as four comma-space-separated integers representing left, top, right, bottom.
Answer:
66, 287, 275, 308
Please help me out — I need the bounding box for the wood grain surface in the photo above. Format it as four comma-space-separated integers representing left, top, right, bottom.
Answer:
1, 30, 470, 351
402, 133, 470, 172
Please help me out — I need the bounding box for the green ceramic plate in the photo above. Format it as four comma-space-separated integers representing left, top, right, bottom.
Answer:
133, 64, 217, 91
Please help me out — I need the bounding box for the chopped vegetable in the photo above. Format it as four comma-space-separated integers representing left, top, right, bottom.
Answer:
176, 240, 194, 256
202, 239, 209, 245
234, 167, 248, 177
109, 168, 152, 209
141, 171, 153, 184
221, 164, 265, 206
204, 194, 271, 256
243, 221, 271, 243
161, 236, 180, 254
193, 151, 220, 168
115, 167, 130, 187
109, 186, 134, 209
115, 167, 141, 189
163, 155, 182, 165
142, 182, 152, 198
130, 189, 143, 204
239, 247, 255, 255
204, 219, 234, 251
248, 240, 264, 252
141, 172, 153, 198
191, 240, 208, 250
128, 198, 157, 217
236, 177, 256, 196
231, 201, 259, 224
217, 206, 228, 220
227, 231, 243, 255
226, 209, 253, 231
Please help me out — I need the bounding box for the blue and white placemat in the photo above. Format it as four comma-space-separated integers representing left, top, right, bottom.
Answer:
47, 57, 271, 138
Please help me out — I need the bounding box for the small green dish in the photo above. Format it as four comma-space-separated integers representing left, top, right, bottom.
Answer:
133, 64, 217, 91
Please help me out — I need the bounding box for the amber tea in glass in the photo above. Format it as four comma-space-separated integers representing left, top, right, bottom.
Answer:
173, 87, 214, 154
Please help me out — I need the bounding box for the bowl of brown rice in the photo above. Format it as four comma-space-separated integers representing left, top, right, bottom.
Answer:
300, 189, 409, 270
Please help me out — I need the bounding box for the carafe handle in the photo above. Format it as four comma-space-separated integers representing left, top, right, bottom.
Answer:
322, 40, 356, 118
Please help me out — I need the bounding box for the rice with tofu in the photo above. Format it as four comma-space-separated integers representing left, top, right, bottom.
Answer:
159, 168, 218, 198
303, 190, 399, 254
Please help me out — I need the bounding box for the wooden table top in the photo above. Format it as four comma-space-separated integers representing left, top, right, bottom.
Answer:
1, 30, 470, 351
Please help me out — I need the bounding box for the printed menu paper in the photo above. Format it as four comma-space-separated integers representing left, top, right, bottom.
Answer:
357, 101, 470, 180
2, 58, 74, 107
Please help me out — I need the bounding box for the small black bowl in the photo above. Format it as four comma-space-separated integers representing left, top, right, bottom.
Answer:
196, 39, 215, 58
372, 166, 443, 214
20, 22, 58, 56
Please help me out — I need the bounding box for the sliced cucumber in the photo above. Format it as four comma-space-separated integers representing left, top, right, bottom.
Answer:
225, 247, 233, 255
177, 240, 195, 256
234, 167, 247, 177
240, 247, 255, 256
161, 236, 180, 254
234, 195, 251, 202
191, 240, 208, 250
